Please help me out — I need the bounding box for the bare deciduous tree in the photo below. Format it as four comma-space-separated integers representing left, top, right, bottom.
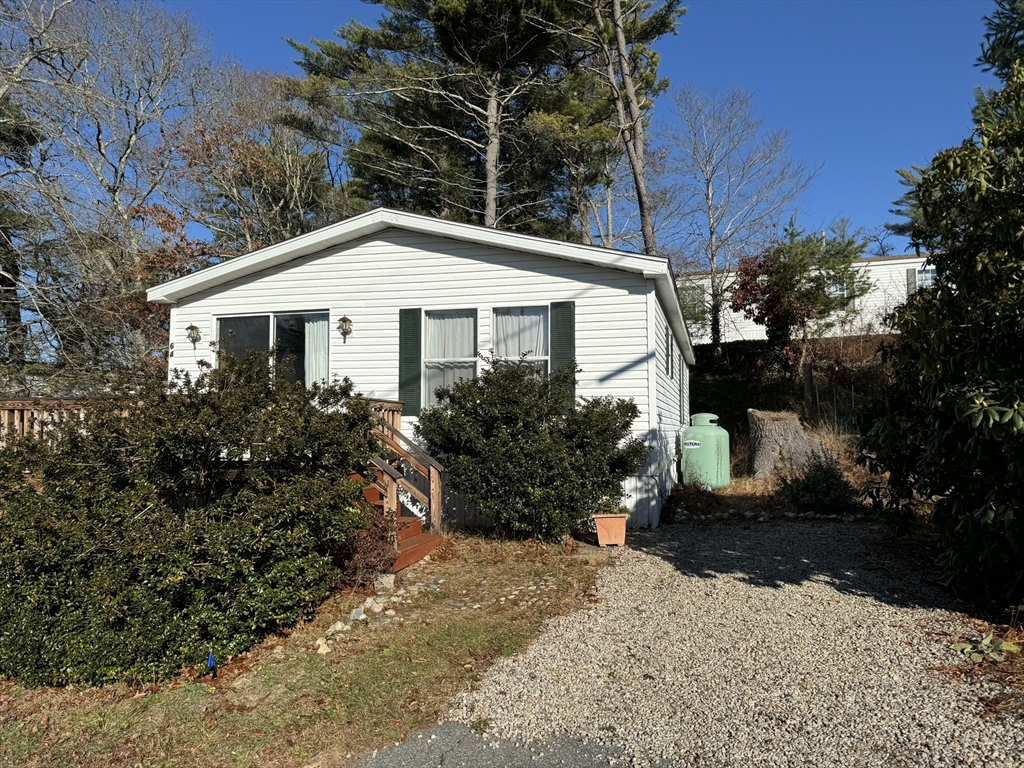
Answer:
661, 85, 816, 349
179, 67, 362, 254
1, 0, 216, 391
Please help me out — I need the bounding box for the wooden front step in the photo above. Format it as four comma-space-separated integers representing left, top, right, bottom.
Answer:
397, 515, 422, 541
393, 531, 442, 572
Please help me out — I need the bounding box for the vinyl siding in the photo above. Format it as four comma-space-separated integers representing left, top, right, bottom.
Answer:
855, 257, 926, 330
682, 255, 929, 344
167, 228, 675, 523
647, 297, 685, 523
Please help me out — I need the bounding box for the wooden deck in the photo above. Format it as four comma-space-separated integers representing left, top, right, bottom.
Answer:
0, 396, 441, 571
0, 398, 94, 443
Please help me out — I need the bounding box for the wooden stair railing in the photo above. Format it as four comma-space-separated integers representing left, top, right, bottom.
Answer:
365, 417, 445, 571
360, 458, 441, 572
371, 420, 444, 536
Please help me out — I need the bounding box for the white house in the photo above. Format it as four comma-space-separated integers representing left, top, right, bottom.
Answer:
682, 253, 933, 344
146, 208, 693, 528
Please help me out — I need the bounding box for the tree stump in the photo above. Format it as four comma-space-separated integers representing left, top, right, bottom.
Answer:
747, 409, 822, 478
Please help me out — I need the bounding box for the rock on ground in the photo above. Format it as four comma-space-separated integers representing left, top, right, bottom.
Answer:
452, 522, 1024, 767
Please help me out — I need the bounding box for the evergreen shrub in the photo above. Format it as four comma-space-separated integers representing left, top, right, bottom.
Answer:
776, 452, 859, 516
860, 68, 1024, 605
0, 353, 378, 685
416, 357, 647, 539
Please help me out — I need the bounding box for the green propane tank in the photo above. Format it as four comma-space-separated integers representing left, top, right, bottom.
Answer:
681, 413, 730, 489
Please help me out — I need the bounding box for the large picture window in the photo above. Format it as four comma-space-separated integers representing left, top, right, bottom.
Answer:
423, 309, 477, 407
494, 306, 549, 375
217, 312, 329, 386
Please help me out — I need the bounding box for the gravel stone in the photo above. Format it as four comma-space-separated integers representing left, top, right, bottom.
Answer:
453, 522, 1024, 767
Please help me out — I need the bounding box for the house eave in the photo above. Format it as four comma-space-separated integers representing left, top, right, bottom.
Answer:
146, 207, 695, 365
147, 208, 667, 304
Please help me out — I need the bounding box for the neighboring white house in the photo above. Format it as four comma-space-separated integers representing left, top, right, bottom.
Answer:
146, 208, 693, 528
681, 254, 933, 344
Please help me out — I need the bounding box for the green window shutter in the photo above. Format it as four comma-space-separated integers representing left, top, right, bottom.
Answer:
550, 301, 576, 398
906, 267, 917, 296
399, 308, 422, 417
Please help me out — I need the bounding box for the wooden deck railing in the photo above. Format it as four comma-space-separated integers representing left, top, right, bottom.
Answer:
369, 399, 403, 430
0, 395, 442, 532
0, 398, 94, 444
0, 397, 405, 442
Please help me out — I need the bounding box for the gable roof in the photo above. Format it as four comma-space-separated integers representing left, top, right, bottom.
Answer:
147, 207, 694, 364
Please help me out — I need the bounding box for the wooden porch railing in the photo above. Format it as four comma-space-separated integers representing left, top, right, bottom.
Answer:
369, 399, 403, 430
0, 395, 443, 533
0, 397, 406, 444
0, 398, 94, 444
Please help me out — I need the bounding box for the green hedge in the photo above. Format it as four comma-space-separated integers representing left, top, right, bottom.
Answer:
0, 353, 378, 686
416, 357, 647, 539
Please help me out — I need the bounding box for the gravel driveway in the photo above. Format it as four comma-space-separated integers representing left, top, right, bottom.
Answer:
452, 521, 1024, 767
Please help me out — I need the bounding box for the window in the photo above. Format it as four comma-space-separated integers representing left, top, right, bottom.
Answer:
399, 303, 573, 416
494, 306, 549, 374
827, 282, 857, 310
423, 309, 477, 407
218, 316, 270, 361
217, 312, 329, 386
907, 266, 937, 295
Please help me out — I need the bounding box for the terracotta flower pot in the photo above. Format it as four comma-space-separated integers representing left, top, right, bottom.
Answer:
592, 513, 628, 547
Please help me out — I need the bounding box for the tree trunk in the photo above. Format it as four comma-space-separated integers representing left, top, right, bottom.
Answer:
568, 159, 592, 244
610, 0, 655, 255
747, 409, 822, 478
0, 236, 26, 365
710, 292, 722, 351
484, 80, 500, 229
802, 362, 814, 413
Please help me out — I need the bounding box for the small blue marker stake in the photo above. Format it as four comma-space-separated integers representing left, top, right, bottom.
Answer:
207, 649, 217, 679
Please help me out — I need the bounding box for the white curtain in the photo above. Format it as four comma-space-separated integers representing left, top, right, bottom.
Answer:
495, 306, 548, 358
425, 310, 475, 358
304, 313, 329, 385
425, 309, 476, 406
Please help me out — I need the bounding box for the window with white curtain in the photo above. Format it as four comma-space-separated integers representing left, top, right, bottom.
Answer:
217, 312, 329, 387
916, 267, 937, 290
424, 309, 477, 407
494, 306, 549, 375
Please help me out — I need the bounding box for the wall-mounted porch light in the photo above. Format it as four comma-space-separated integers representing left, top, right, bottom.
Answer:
185, 324, 202, 347
338, 315, 353, 342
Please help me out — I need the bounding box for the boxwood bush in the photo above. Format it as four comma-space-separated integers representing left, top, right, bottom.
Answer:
416, 357, 647, 539
0, 353, 378, 686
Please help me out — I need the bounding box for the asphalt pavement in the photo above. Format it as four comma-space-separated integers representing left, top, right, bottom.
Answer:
352, 722, 625, 767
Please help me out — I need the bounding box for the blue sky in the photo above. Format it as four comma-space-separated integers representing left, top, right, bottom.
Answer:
166, 0, 998, 253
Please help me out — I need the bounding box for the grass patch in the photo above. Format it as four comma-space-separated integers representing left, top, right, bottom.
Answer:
0, 535, 603, 768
